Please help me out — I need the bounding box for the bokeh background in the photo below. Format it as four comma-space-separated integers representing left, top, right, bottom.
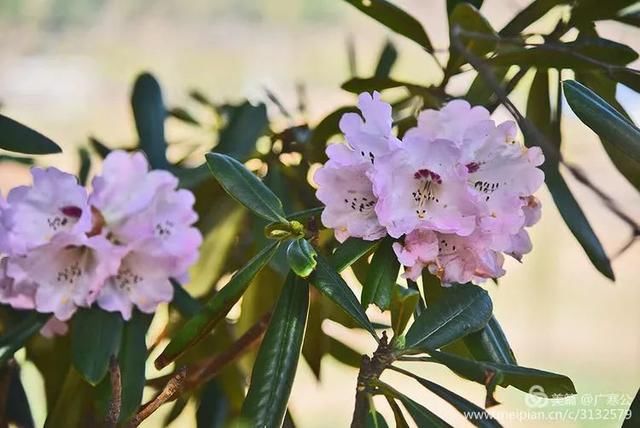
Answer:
0, 1, 639, 427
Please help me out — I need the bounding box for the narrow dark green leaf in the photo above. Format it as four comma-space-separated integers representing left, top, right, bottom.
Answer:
215, 101, 268, 161
404, 284, 492, 352
0, 312, 48, 365
615, 10, 640, 27
156, 242, 279, 369
546, 168, 614, 279
464, 316, 517, 365
44, 368, 90, 428
286, 239, 318, 278
171, 279, 203, 317
392, 366, 501, 427
241, 273, 309, 427
341, 77, 432, 96
89, 136, 111, 159
429, 349, 576, 396
570, 0, 636, 24
77, 147, 91, 186
448, 3, 497, 74
327, 336, 362, 368
381, 382, 451, 427
118, 311, 153, 422
0, 155, 33, 165
6, 364, 34, 428
390, 285, 420, 336
330, 237, 380, 273
196, 380, 229, 428
466, 66, 510, 108
570, 36, 638, 65
374, 40, 398, 79
564, 80, 640, 164
131, 72, 168, 169
285, 207, 323, 222
576, 71, 640, 191
309, 106, 357, 156
622, 388, 639, 428
362, 238, 400, 310
311, 254, 377, 337
341, 0, 432, 52
366, 408, 389, 428
384, 394, 410, 428
447, 0, 484, 15
500, 0, 568, 36
491, 45, 637, 69
205, 152, 286, 222
0, 114, 61, 155
169, 106, 200, 126
71, 308, 123, 385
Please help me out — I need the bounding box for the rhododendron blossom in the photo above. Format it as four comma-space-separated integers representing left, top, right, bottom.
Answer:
0, 150, 201, 325
315, 93, 544, 285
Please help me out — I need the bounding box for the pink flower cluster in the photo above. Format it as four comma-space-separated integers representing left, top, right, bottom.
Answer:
315, 93, 544, 285
0, 151, 201, 322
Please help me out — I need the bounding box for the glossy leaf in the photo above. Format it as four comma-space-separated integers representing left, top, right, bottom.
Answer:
311, 254, 377, 337
118, 311, 153, 422
341, 77, 430, 95
286, 239, 318, 278
361, 238, 400, 310
0, 114, 61, 155
392, 366, 501, 427
71, 308, 124, 385
447, 3, 497, 74
404, 284, 493, 353
77, 147, 91, 186
622, 388, 639, 428
384, 394, 410, 428
215, 101, 268, 161
429, 349, 576, 396
390, 285, 420, 336
330, 237, 380, 273
341, 0, 432, 52
241, 273, 310, 427
156, 242, 280, 369
575, 71, 640, 191
564, 80, 640, 164
366, 408, 389, 428
0, 312, 48, 366
205, 152, 287, 222
196, 380, 229, 428
381, 382, 451, 427
131, 72, 168, 169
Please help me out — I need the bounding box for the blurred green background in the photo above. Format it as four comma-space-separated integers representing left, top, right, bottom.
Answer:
0, 1, 638, 426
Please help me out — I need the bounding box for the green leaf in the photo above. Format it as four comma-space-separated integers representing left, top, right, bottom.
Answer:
241, 273, 309, 427
44, 368, 91, 428
570, 0, 636, 24
390, 285, 420, 336
465, 66, 510, 108
564, 80, 640, 164
171, 279, 203, 317
392, 366, 501, 427
311, 254, 377, 337
327, 336, 362, 368
622, 388, 639, 428
71, 308, 124, 385
341, 0, 432, 52
404, 284, 493, 352
490, 44, 637, 69
5, 364, 34, 428
118, 311, 153, 422
374, 40, 398, 79
0, 114, 61, 155
131, 72, 168, 169
447, 3, 497, 73
616, 10, 640, 27
156, 242, 280, 369
196, 380, 229, 428
428, 349, 576, 397
77, 147, 91, 186
285, 206, 324, 222
205, 152, 286, 222
447, 0, 484, 15
575, 71, 640, 191
361, 238, 400, 310
168, 106, 200, 126
464, 316, 517, 365
286, 239, 318, 278
384, 394, 410, 428
341, 77, 432, 96
309, 106, 357, 159
215, 101, 268, 161
89, 135, 111, 159
330, 237, 380, 273
0, 312, 48, 365
499, 0, 568, 36
366, 408, 389, 428
380, 382, 451, 427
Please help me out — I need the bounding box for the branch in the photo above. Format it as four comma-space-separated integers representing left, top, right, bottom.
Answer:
105, 356, 122, 427
128, 367, 187, 427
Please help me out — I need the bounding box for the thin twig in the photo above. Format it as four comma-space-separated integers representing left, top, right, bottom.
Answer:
128, 366, 187, 427
105, 356, 122, 427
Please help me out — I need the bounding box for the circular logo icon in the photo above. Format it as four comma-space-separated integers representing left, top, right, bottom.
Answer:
525, 385, 548, 408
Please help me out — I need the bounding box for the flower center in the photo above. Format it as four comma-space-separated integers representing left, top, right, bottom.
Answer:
412, 169, 441, 219
343, 194, 375, 214
56, 262, 82, 285
115, 267, 143, 292
155, 220, 175, 237
473, 180, 500, 201
359, 150, 375, 164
